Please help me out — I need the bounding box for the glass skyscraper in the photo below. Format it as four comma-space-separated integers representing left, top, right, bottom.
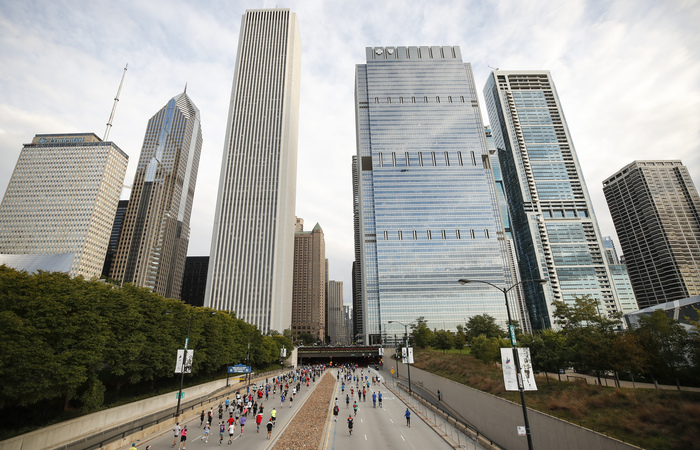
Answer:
484, 70, 622, 330
205, 9, 301, 334
111, 92, 202, 299
354, 46, 514, 345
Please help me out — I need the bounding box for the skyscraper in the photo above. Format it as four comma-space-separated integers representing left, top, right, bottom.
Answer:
0, 133, 127, 278
181, 256, 209, 307
603, 161, 700, 309
484, 70, 622, 330
354, 46, 514, 345
291, 221, 326, 342
205, 8, 301, 333
102, 199, 128, 278
327, 280, 345, 345
111, 92, 202, 299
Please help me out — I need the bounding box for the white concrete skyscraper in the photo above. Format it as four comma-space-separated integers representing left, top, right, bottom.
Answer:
205, 9, 301, 333
0, 133, 128, 278
111, 92, 202, 299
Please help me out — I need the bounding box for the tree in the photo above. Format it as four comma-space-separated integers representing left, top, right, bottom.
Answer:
433, 329, 454, 353
465, 314, 504, 343
519, 329, 568, 384
470, 335, 509, 364
411, 317, 434, 348
634, 309, 690, 389
454, 325, 467, 353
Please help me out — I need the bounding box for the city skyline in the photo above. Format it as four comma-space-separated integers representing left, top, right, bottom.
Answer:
1, 1, 698, 306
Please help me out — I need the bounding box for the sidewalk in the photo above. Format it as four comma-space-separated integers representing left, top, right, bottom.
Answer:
543, 370, 700, 392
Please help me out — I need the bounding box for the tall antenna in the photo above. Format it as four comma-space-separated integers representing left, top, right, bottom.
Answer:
104, 63, 128, 141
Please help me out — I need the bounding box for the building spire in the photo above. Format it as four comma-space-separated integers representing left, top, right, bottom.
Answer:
184, 82, 187, 94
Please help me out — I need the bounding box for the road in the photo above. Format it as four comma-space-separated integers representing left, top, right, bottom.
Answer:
321, 368, 453, 450
126, 368, 453, 450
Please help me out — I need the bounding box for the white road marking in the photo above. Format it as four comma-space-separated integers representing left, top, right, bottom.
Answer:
365, 434, 368, 440
389, 418, 393, 424
401, 435, 406, 441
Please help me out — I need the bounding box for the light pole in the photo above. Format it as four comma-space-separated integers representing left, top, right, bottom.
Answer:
166, 310, 216, 418
388, 320, 413, 394
458, 278, 547, 450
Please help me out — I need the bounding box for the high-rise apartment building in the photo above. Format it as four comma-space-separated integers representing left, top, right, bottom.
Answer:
292, 221, 326, 341
603, 161, 700, 309
351, 156, 364, 340
205, 8, 301, 333
111, 91, 202, 299
602, 236, 638, 314
354, 46, 514, 345
327, 280, 345, 344
0, 133, 127, 278
102, 199, 128, 278
484, 70, 622, 329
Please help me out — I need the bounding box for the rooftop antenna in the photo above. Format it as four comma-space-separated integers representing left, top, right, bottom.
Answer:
104, 63, 128, 141
488, 65, 499, 71
184, 82, 187, 94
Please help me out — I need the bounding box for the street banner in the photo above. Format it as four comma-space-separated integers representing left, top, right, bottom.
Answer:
175, 349, 194, 374
401, 347, 414, 364
500, 348, 537, 391
228, 364, 252, 373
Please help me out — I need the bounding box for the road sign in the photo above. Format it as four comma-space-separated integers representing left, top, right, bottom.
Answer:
509, 325, 517, 346
517, 426, 526, 436
228, 364, 252, 374
390, 369, 395, 375
176, 392, 185, 399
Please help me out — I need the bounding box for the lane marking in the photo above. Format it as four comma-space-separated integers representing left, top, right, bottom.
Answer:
389, 418, 393, 424
401, 435, 406, 441
365, 434, 368, 440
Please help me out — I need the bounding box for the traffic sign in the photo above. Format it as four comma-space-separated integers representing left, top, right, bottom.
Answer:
228, 364, 252, 374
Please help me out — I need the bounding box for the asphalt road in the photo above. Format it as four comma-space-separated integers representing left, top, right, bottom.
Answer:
321, 368, 453, 450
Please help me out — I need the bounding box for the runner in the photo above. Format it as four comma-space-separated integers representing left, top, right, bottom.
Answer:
346, 394, 350, 408
227, 422, 235, 444
378, 391, 383, 408
200, 410, 205, 427
266, 418, 273, 440
289, 394, 294, 408
353, 401, 358, 416
256, 412, 263, 433
239, 415, 246, 433
177, 426, 187, 450
405, 408, 411, 427
171, 422, 180, 447
219, 422, 226, 445
372, 392, 377, 408
270, 407, 277, 427
362, 388, 366, 402
333, 404, 340, 421
203, 423, 210, 442
347, 415, 354, 435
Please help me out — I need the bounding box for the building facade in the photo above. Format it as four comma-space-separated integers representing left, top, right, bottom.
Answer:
292, 221, 326, 341
102, 199, 128, 278
327, 280, 345, 345
354, 46, 514, 345
484, 70, 622, 330
603, 161, 700, 309
0, 133, 127, 278
205, 8, 301, 333
181, 256, 209, 307
111, 92, 202, 299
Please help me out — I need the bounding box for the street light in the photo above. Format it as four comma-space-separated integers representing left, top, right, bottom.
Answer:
166, 310, 216, 418
388, 320, 414, 394
458, 278, 547, 450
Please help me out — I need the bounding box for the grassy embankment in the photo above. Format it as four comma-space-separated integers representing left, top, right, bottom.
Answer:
413, 349, 700, 450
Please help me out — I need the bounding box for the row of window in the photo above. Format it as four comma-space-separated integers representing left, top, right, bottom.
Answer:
372, 95, 470, 104
381, 229, 491, 240
377, 151, 477, 167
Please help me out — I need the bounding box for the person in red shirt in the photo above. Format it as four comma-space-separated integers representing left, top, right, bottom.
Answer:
256, 412, 263, 433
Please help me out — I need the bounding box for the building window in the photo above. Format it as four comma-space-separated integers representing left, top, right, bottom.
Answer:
456, 230, 461, 239
485, 229, 490, 239
413, 230, 417, 240
427, 230, 432, 240
418, 152, 424, 167
398, 231, 403, 240
458, 151, 463, 166
431, 152, 437, 166
444, 152, 450, 166
405, 152, 410, 167
441, 230, 446, 239
470, 229, 475, 239
471, 151, 476, 166
384, 231, 388, 240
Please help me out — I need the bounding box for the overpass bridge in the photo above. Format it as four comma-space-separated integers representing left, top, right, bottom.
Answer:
296, 346, 391, 367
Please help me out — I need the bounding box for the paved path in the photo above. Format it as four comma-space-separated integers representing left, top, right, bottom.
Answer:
542, 370, 700, 392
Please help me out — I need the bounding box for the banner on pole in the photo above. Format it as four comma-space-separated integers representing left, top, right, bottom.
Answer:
175, 349, 194, 374
500, 348, 537, 391
401, 347, 414, 364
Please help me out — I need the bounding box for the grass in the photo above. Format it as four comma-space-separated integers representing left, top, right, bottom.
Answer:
412, 349, 700, 450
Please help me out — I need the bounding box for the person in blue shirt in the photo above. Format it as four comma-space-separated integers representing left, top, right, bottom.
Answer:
405, 408, 411, 427
378, 391, 383, 408
372, 392, 377, 408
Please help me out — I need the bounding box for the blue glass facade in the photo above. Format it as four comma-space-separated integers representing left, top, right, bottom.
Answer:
484, 71, 622, 330
354, 46, 513, 344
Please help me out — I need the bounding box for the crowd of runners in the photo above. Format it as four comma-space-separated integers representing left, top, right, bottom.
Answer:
169, 364, 327, 448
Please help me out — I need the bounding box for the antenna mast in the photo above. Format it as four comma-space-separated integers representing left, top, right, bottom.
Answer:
104, 64, 128, 141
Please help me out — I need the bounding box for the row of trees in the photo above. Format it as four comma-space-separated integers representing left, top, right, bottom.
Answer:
0, 266, 293, 413
404, 296, 700, 387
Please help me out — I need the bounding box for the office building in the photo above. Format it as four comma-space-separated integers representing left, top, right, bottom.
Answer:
205, 8, 301, 333
0, 133, 127, 278
603, 161, 700, 308
484, 70, 622, 330
181, 256, 209, 307
111, 91, 202, 299
354, 46, 514, 345
292, 220, 326, 342
102, 199, 129, 278
602, 236, 638, 314
351, 156, 364, 340
327, 280, 345, 345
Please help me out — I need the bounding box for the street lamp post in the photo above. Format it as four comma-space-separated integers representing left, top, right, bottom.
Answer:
388, 320, 413, 394
166, 310, 216, 418
458, 278, 547, 450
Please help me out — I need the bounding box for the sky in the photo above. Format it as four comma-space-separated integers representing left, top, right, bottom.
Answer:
1, 0, 699, 306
